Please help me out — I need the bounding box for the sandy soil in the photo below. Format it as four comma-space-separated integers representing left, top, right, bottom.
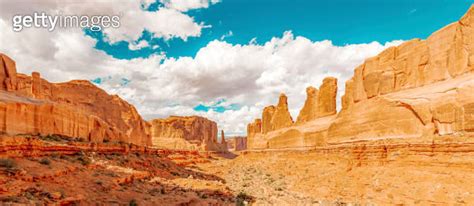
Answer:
0, 150, 236, 205
198, 146, 474, 205
2, 136, 474, 205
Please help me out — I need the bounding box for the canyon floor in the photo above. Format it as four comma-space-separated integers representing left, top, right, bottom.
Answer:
1, 135, 474, 205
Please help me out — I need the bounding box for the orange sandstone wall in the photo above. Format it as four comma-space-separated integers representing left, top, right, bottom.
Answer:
247, 77, 337, 149
226, 136, 247, 151
0, 53, 151, 146
247, 5, 474, 150
149, 116, 227, 151
328, 5, 474, 143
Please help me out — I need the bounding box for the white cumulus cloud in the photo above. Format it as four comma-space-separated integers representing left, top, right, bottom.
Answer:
97, 31, 403, 135
0, 1, 403, 136
161, 0, 220, 12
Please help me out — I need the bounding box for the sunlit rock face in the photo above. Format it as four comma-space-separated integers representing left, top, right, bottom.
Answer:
226, 136, 247, 151
247, 77, 337, 150
149, 116, 227, 152
328, 6, 474, 143
270, 93, 294, 131
296, 77, 338, 125
0, 53, 151, 146
247, 6, 474, 149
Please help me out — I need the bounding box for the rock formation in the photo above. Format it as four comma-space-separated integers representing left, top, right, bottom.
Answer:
225, 136, 247, 151
247, 79, 337, 149
0, 53, 150, 146
327, 6, 474, 143
0, 53, 231, 151
0, 54, 18, 91
247, 119, 263, 149
296, 77, 338, 124
296, 86, 318, 124
270, 93, 294, 131
149, 116, 227, 152
262, 106, 275, 134
221, 130, 226, 144
317, 77, 337, 117
247, 119, 262, 135
247, 5, 474, 149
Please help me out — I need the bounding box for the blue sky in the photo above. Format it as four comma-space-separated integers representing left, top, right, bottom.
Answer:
88, 0, 473, 60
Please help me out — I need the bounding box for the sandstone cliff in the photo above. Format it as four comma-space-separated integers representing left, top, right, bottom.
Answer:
247, 78, 337, 149
0, 53, 151, 146
328, 5, 474, 143
295, 86, 318, 124
226, 136, 247, 151
149, 116, 227, 152
270, 94, 294, 131
247, 5, 474, 150
296, 77, 338, 124
220, 130, 226, 145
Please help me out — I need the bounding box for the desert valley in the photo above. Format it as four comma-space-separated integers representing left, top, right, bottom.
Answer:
1, 4, 474, 206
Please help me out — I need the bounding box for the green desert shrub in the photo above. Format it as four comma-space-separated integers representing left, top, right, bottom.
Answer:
39, 158, 51, 165
0, 158, 16, 168
129, 199, 138, 206
236, 191, 252, 206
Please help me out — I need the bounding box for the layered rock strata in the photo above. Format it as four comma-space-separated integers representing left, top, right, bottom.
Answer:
247, 6, 474, 149
328, 6, 474, 143
0, 53, 150, 146
225, 136, 247, 151
248, 77, 338, 149
149, 116, 227, 152
296, 77, 338, 124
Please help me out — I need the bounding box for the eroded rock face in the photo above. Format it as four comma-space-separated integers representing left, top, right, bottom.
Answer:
346, 7, 474, 100
297, 78, 338, 124
220, 130, 226, 144
317, 77, 338, 117
149, 116, 227, 151
328, 6, 474, 143
270, 93, 294, 130
247, 78, 337, 149
248, 6, 474, 149
262, 106, 276, 134
296, 86, 318, 124
0, 54, 17, 91
0, 53, 151, 146
226, 136, 247, 151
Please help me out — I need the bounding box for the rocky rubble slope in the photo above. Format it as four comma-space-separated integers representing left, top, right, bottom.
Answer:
0, 135, 237, 205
